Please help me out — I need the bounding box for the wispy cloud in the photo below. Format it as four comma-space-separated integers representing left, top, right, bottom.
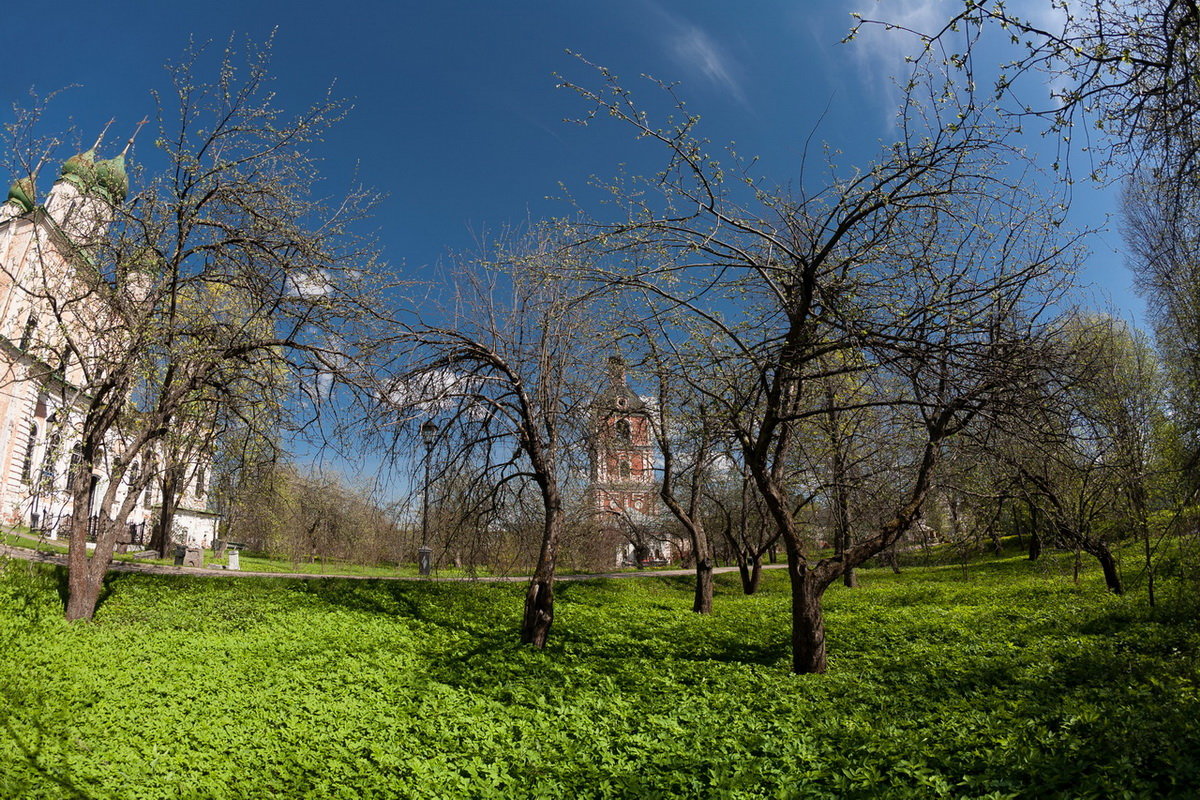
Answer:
669, 26, 747, 105
843, 0, 946, 122
645, 2, 748, 106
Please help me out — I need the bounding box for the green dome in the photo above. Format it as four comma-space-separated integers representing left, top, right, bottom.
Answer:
95, 153, 128, 203
125, 246, 162, 276
6, 176, 35, 213
60, 147, 98, 190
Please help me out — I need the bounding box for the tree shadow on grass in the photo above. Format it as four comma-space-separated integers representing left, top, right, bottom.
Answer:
1, 692, 97, 800
47, 565, 135, 619
301, 577, 522, 633
871, 644, 1200, 796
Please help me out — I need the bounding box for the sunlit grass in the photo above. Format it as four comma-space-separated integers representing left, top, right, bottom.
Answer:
1, 549, 1196, 799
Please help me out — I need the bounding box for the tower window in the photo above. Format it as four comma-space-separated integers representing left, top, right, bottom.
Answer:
619, 461, 631, 479
615, 418, 632, 444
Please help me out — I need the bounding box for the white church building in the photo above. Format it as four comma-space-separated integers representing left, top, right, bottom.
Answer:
0, 133, 218, 550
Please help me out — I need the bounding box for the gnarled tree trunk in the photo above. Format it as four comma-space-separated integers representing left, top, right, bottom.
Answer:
520, 482, 562, 648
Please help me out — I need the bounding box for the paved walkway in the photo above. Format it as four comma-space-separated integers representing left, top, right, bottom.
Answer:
1, 538, 786, 583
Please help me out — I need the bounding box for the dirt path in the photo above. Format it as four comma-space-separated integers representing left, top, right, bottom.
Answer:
1, 540, 786, 583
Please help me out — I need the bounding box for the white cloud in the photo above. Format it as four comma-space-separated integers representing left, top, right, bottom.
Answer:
843, 0, 1073, 125
669, 26, 747, 105
844, 0, 947, 121
385, 368, 487, 420
644, 2, 748, 106
287, 267, 331, 299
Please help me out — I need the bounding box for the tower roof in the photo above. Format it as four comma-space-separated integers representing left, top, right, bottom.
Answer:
60, 147, 99, 191
56, 120, 136, 204
595, 355, 645, 413
95, 153, 128, 203
6, 176, 36, 213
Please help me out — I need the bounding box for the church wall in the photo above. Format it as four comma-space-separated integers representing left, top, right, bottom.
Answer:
0, 153, 215, 545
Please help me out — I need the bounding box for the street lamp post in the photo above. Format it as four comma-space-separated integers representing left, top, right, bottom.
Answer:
418, 420, 438, 577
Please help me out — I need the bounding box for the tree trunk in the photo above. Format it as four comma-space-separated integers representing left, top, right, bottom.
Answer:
1142, 526, 1156, 607
789, 559, 827, 674
1027, 502, 1041, 560
520, 500, 561, 648
65, 518, 102, 621
884, 545, 902, 574
1086, 541, 1124, 594
693, 556, 713, 613
738, 556, 762, 594
520, 577, 554, 647
150, 469, 181, 557
66, 508, 122, 620
65, 464, 103, 621
831, 440, 856, 589
686, 521, 714, 613
843, 565, 859, 588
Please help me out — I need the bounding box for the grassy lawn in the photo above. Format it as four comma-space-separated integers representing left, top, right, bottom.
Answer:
227, 553, 448, 578
1, 552, 1197, 799
2, 530, 71, 554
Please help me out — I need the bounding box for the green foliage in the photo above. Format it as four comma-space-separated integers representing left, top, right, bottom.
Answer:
1, 557, 1197, 798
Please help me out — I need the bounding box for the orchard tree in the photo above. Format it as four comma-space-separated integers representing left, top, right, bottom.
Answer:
972, 315, 1167, 595
640, 338, 725, 613
866, 1, 1200, 485
382, 226, 604, 648
561, 65, 1078, 673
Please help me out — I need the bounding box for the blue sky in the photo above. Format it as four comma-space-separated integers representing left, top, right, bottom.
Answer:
1, 0, 1141, 328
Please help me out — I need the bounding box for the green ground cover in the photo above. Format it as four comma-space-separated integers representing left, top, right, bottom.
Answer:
1, 554, 1197, 799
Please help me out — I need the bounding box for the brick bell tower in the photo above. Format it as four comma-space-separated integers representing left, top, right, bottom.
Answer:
591, 356, 657, 528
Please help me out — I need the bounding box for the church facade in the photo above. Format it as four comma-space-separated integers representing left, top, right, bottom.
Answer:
0, 134, 217, 549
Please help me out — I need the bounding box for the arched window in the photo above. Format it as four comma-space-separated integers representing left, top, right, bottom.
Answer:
20, 424, 37, 482
69, 443, 83, 481
615, 418, 632, 445
195, 467, 206, 499
18, 313, 37, 351
43, 433, 60, 485
619, 460, 631, 479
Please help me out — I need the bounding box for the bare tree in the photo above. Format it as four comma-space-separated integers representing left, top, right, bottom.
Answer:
969, 315, 1168, 595
382, 226, 604, 647
559, 65, 1077, 672
705, 466, 780, 594
642, 346, 723, 613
